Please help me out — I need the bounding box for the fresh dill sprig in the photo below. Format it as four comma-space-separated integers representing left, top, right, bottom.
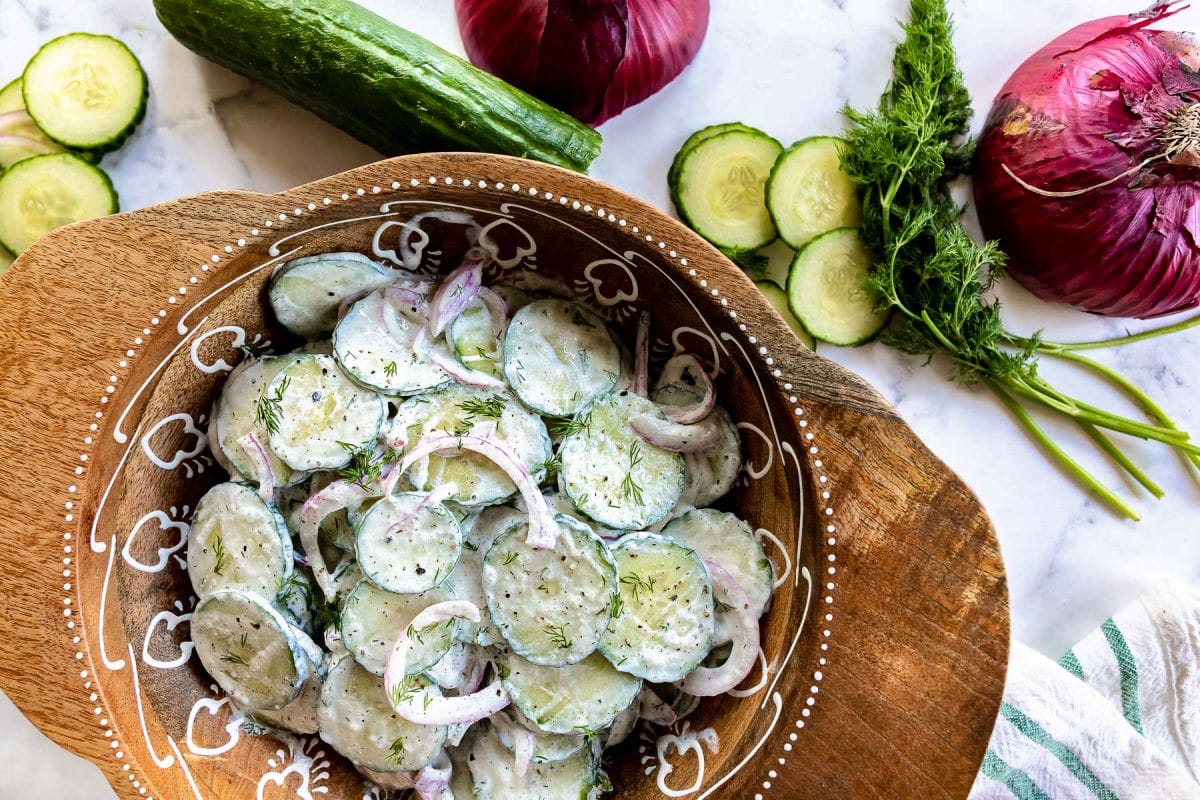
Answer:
620, 572, 655, 603
540, 451, 563, 478
388, 674, 422, 708
620, 440, 645, 505
610, 592, 624, 618
383, 361, 398, 378
275, 574, 310, 607
337, 442, 398, 488
840, 0, 1200, 519
386, 736, 407, 764
211, 535, 227, 576
544, 624, 574, 650
454, 394, 507, 437
550, 411, 592, 439
502, 551, 518, 566
254, 377, 290, 436
220, 651, 248, 666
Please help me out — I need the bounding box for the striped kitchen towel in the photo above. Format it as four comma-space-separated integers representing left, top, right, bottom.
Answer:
969, 581, 1200, 799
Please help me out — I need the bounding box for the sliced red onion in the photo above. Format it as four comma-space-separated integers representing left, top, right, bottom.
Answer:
414, 752, 454, 800
299, 480, 370, 599
656, 354, 716, 425
385, 281, 434, 317
630, 413, 721, 453
0, 134, 52, 156
681, 561, 759, 697
336, 287, 375, 322
429, 259, 483, 337
638, 687, 678, 726
477, 286, 508, 326
415, 322, 507, 390
383, 482, 459, 538
383, 605, 508, 732
633, 311, 651, 398
490, 713, 535, 776
725, 647, 769, 698
401, 433, 558, 550
235, 432, 276, 502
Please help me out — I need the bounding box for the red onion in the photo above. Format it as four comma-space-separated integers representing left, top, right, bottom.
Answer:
455, 0, 710, 125
429, 260, 483, 337
298, 480, 370, 599
414, 754, 454, 800
629, 413, 721, 452
655, 354, 716, 425
975, 3, 1200, 318
633, 311, 650, 397
681, 561, 759, 697
235, 432, 276, 502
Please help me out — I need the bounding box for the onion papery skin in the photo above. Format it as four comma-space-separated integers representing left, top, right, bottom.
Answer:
974, 4, 1200, 318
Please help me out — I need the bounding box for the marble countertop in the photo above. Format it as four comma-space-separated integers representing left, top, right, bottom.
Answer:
3, 0, 1199, 796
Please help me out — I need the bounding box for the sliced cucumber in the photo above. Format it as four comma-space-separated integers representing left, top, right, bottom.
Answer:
334, 288, 451, 395
317, 654, 447, 772
186, 482, 292, 600
673, 128, 782, 251
192, 589, 310, 711
0, 77, 67, 168
248, 671, 322, 735
470, 725, 598, 800
662, 509, 773, 617
0, 248, 12, 279
668, 122, 758, 196
599, 533, 714, 683
212, 354, 303, 488
22, 33, 147, 152
0, 153, 116, 254
444, 546, 503, 647
499, 651, 641, 735
387, 385, 550, 507
274, 566, 317, 633
482, 515, 617, 666
766, 136, 862, 249
340, 579, 456, 677
786, 227, 889, 346
756, 280, 815, 349
558, 391, 686, 531
269, 252, 398, 340
265, 354, 384, 471
449, 294, 505, 378
355, 491, 461, 594
502, 299, 620, 417
494, 712, 586, 763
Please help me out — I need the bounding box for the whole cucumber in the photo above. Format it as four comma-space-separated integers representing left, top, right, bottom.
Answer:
153, 0, 602, 171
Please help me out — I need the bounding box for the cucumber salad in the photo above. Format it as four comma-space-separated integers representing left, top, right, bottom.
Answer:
188, 251, 779, 798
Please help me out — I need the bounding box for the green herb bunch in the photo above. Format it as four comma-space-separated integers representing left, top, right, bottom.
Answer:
843, 0, 1200, 519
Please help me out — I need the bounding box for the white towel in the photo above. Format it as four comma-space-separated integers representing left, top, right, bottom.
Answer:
970, 582, 1200, 800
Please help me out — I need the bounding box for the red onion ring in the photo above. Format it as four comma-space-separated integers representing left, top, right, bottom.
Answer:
681, 561, 759, 697
298, 480, 370, 599
235, 432, 277, 502
633, 311, 651, 398
490, 713, 535, 776
429, 259, 483, 337
414, 752, 454, 800
655, 354, 716, 425
400, 433, 558, 550
0, 109, 33, 133
415, 323, 507, 390
629, 413, 722, 452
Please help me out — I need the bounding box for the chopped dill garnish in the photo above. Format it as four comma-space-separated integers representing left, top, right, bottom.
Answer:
620, 440, 645, 505
337, 442, 398, 488
388, 674, 421, 708
220, 651, 248, 666
254, 376, 290, 436
211, 534, 227, 576
620, 572, 655, 603
383, 361, 398, 377
550, 411, 591, 439
544, 624, 573, 650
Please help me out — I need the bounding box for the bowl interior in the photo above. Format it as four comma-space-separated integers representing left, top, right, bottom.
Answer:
108, 187, 815, 797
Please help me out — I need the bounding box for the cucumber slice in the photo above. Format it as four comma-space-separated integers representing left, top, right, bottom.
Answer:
470, 725, 598, 800
558, 391, 686, 531
334, 288, 451, 395
674, 128, 782, 251
0, 248, 12, 279
786, 227, 889, 346
662, 509, 773, 616
494, 712, 586, 763
22, 33, 147, 152
269, 253, 398, 340
499, 651, 641, 735
0, 77, 67, 168
248, 671, 322, 734
502, 299, 620, 417
444, 545, 503, 647
265, 354, 385, 471
756, 280, 815, 349
599, 533, 714, 683
318, 654, 447, 772
387, 385, 550, 507
448, 295, 504, 378
340, 580, 456, 678
668, 122, 758, 197
212, 355, 303, 488
187, 482, 292, 600
482, 515, 617, 666
355, 491, 462, 594
766, 136, 863, 249
192, 589, 310, 711
0, 153, 116, 254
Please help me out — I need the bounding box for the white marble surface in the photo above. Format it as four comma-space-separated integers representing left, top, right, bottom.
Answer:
3, 0, 1200, 796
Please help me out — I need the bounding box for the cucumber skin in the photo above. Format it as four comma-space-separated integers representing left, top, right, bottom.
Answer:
152, 0, 602, 172
21, 34, 148, 154
785, 228, 890, 347
667, 122, 758, 195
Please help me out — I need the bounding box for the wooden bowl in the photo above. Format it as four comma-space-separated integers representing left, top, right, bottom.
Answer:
0, 153, 1008, 800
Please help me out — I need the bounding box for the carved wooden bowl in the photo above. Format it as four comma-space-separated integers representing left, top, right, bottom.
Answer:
0, 153, 1008, 800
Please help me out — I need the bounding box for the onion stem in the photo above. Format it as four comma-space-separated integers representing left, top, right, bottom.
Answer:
1077, 421, 1164, 499
987, 381, 1139, 520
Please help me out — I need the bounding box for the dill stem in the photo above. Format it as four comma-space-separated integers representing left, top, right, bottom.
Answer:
1010, 312, 1200, 352
1076, 421, 1164, 499
988, 381, 1139, 521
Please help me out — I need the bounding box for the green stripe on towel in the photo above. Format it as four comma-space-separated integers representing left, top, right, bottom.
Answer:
1101, 618, 1144, 735
980, 749, 1054, 800
1000, 702, 1120, 800
1058, 648, 1085, 681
